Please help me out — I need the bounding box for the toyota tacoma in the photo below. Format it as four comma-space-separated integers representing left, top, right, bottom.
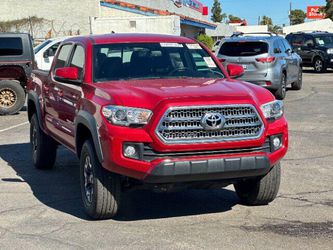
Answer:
27, 34, 288, 219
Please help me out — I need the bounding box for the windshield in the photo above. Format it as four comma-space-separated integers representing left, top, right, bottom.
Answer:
218, 41, 268, 57
314, 36, 333, 46
33, 39, 52, 54
93, 43, 224, 82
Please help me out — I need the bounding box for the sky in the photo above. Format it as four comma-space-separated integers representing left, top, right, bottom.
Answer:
200, 0, 327, 26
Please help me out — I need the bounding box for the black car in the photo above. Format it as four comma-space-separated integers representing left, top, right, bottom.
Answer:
0, 33, 34, 115
286, 31, 333, 73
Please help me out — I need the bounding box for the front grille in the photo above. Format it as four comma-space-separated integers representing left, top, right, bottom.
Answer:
156, 105, 264, 144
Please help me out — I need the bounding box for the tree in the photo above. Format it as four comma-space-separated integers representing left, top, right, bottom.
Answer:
196, 34, 214, 50
228, 15, 242, 22
269, 25, 282, 34
260, 16, 273, 26
322, 0, 333, 21
289, 9, 306, 25
211, 0, 226, 23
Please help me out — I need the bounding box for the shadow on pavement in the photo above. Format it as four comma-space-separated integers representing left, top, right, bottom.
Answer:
0, 142, 239, 221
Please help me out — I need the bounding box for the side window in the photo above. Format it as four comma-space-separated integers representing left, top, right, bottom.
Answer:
53, 44, 72, 71
304, 36, 314, 47
273, 40, 281, 53
69, 45, 85, 81
48, 42, 61, 57
282, 39, 292, 52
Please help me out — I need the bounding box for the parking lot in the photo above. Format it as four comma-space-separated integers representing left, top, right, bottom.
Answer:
0, 70, 332, 249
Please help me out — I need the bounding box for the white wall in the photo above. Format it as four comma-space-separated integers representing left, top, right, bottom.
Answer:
283, 19, 333, 34
92, 15, 181, 35
235, 25, 268, 33
0, 0, 100, 38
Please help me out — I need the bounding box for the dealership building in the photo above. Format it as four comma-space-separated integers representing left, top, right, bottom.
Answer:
0, 0, 216, 39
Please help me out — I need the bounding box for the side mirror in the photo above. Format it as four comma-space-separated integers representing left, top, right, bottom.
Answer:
54, 67, 79, 81
227, 64, 244, 79
43, 50, 49, 58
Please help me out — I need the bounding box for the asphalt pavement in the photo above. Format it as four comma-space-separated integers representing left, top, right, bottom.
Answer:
0, 70, 332, 249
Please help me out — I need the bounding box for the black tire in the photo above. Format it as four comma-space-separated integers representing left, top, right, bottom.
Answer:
313, 57, 326, 73
30, 114, 57, 169
234, 163, 281, 205
80, 140, 121, 219
291, 67, 303, 90
274, 73, 287, 100
0, 80, 25, 115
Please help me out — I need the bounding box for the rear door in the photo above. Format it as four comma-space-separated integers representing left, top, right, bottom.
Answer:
281, 39, 299, 82
217, 41, 269, 79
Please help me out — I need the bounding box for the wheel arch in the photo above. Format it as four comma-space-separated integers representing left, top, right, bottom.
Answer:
27, 91, 44, 130
75, 110, 103, 162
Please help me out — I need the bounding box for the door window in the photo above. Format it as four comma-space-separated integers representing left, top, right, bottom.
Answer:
291, 35, 305, 47
48, 42, 61, 57
273, 40, 282, 54
69, 45, 85, 81
53, 44, 72, 71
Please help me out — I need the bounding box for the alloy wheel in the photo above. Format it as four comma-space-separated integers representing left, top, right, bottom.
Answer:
0, 88, 17, 108
83, 155, 94, 203
315, 59, 323, 72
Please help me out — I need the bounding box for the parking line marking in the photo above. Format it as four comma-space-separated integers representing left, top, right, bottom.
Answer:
0, 121, 29, 133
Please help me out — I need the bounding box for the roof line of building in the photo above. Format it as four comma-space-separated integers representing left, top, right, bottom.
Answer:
100, 0, 216, 30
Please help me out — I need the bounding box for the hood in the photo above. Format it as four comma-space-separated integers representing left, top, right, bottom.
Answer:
92, 78, 274, 110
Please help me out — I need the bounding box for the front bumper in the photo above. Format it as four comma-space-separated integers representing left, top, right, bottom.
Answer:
144, 155, 270, 183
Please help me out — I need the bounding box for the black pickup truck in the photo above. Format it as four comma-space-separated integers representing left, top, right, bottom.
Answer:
0, 33, 34, 115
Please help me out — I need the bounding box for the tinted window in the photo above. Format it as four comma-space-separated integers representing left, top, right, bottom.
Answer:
93, 43, 224, 82
0, 38, 23, 56
291, 35, 305, 47
314, 35, 333, 46
53, 44, 72, 71
218, 42, 268, 57
69, 45, 85, 80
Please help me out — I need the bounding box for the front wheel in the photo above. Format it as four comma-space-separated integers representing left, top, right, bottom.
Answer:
80, 140, 121, 219
0, 80, 25, 115
313, 57, 326, 73
234, 163, 281, 205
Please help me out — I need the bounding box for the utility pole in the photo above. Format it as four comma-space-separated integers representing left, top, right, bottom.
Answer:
28, 16, 34, 39
289, 1, 292, 25
258, 16, 261, 25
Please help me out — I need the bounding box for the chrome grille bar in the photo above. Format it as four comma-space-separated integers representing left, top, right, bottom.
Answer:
155, 105, 264, 144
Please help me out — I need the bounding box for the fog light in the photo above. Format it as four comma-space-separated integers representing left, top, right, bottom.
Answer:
273, 137, 281, 149
124, 145, 137, 158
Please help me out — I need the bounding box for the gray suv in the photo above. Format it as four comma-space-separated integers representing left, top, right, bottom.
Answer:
215, 33, 303, 99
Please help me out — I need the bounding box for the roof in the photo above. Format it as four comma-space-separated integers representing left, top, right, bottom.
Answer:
100, 0, 216, 30
224, 35, 282, 43
68, 33, 196, 45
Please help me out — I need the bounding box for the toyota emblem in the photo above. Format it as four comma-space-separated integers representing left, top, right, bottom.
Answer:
201, 113, 225, 131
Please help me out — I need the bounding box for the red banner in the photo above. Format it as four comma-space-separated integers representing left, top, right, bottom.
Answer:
307, 6, 325, 19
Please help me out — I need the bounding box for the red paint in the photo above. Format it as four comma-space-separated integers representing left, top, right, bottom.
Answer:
226, 64, 244, 78
202, 6, 208, 15
55, 67, 79, 80
307, 6, 325, 19
28, 34, 288, 181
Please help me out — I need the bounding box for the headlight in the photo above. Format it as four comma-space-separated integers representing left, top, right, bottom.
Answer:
102, 105, 152, 126
327, 48, 333, 54
260, 100, 284, 120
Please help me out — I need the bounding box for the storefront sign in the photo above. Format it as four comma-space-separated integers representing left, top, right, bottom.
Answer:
171, 0, 204, 13
307, 6, 325, 19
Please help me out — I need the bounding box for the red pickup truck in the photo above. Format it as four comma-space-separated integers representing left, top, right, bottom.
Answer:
27, 34, 288, 219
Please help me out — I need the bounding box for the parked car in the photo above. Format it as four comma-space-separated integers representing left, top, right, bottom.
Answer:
34, 37, 69, 71
212, 39, 222, 52
215, 33, 303, 100
27, 34, 288, 219
0, 33, 34, 115
286, 31, 333, 73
